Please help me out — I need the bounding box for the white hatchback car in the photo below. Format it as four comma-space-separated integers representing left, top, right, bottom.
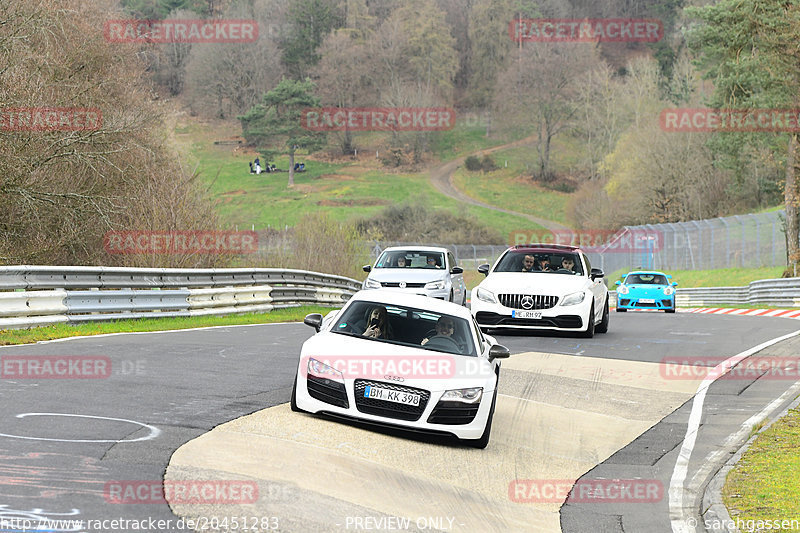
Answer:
291, 290, 510, 448
362, 246, 467, 305
471, 244, 609, 337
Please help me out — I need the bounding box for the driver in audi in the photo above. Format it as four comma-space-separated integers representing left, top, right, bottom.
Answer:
421, 316, 455, 346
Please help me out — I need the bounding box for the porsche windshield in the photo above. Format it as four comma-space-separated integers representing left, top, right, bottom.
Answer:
375, 251, 445, 269
332, 301, 476, 356
625, 273, 668, 285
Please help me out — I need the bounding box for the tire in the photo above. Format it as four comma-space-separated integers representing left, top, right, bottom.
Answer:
665, 308, 676, 314
579, 303, 595, 338
290, 373, 302, 412
616, 307, 627, 312
466, 386, 498, 449
449, 289, 454, 303
461, 290, 467, 306
596, 298, 609, 333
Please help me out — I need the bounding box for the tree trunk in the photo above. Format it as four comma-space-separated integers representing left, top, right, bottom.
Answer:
786, 133, 799, 275
288, 151, 295, 187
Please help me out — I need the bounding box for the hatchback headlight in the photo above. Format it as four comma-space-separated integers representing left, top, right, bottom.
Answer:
425, 280, 446, 290
617, 285, 629, 295
307, 358, 344, 383
561, 291, 586, 306
364, 278, 381, 289
441, 387, 483, 404
663, 286, 675, 296
475, 287, 497, 304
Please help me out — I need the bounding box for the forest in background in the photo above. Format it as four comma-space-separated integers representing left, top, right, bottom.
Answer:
3, 0, 799, 269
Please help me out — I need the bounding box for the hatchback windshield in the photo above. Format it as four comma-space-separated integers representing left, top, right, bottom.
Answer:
332, 300, 476, 356
375, 250, 445, 269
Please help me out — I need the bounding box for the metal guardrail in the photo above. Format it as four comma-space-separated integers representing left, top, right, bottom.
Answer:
0, 266, 361, 330
675, 278, 800, 307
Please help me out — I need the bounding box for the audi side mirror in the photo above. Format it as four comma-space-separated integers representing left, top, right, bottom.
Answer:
304, 313, 323, 332
488, 344, 510, 362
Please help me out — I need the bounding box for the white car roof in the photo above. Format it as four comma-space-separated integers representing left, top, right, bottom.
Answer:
347, 290, 472, 319
380, 246, 451, 253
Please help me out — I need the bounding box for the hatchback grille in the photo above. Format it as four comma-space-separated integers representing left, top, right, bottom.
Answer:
498, 294, 558, 309
381, 282, 426, 288
354, 380, 430, 421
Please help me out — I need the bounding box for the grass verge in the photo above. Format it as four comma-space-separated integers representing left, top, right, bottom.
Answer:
723, 407, 800, 528
0, 306, 335, 346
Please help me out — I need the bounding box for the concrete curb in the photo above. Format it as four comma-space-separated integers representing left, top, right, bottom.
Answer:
701, 392, 800, 532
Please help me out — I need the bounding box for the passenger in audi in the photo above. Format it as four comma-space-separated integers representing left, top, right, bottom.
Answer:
363, 306, 391, 339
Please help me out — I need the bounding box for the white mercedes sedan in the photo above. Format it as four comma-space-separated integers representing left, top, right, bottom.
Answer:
471, 244, 609, 337
291, 290, 510, 448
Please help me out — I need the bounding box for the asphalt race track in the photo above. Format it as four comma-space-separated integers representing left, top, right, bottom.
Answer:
1, 312, 799, 533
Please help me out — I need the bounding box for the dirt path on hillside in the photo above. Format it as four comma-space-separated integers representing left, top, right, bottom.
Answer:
429, 134, 570, 232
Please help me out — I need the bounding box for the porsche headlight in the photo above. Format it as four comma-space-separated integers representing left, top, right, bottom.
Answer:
425, 280, 446, 290
663, 286, 675, 296
307, 358, 344, 383
561, 291, 586, 306
364, 278, 381, 289
475, 287, 497, 304
441, 387, 483, 404
617, 285, 629, 295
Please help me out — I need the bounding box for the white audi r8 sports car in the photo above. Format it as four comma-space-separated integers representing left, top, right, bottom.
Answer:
471, 244, 609, 337
291, 290, 510, 448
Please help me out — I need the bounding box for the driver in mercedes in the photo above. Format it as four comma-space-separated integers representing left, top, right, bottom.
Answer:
421, 316, 455, 346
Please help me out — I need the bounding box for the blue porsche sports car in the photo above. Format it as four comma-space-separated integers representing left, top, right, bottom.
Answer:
614, 271, 677, 313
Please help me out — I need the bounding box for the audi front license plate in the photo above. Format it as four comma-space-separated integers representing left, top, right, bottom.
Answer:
364, 385, 420, 406
512, 310, 542, 319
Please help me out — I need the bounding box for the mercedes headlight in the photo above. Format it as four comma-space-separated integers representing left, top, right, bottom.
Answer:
561, 291, 586, 306
424, 280, 446, 290
440, 387, 483, 404
475, 287, 497, 304
364, 278, 381, 289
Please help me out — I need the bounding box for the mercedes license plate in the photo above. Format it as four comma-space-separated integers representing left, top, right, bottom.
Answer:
512, 310, 542, 319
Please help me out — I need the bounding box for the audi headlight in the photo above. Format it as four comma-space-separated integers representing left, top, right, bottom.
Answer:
441, 387, 483, 404
561, 291, 586, 306
617, 285, 629, 295
475, 287, 497, 304
663, 286, 674, 296
364, 278, 381, 289
425, 280, 446, 290
307, 358, 344, 383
